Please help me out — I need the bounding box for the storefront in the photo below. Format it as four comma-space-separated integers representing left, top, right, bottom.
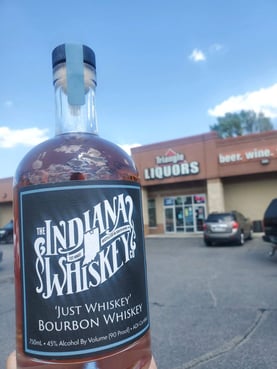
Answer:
131, 130, 277, 235
0, 177, 13, 227
163, 194, 206, 233
1, 130, 277, 234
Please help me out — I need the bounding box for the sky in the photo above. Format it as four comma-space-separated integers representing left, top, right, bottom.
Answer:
1, 0, 277, 178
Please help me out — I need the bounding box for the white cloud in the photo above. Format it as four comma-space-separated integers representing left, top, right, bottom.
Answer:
189, 44, 223, 63
208, 83, 277, 118
0, 126, 49, 148
4, 100, 13, 108
118, 143, 141, 155
189, 49, 206, 62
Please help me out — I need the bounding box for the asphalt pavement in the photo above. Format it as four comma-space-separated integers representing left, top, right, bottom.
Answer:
147, 235, 277, 369
1, 235, 277, 369
0, 241, 15, 369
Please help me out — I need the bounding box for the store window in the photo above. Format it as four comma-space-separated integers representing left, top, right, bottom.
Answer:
164, 194, 206, 233
148, 198, 157, 227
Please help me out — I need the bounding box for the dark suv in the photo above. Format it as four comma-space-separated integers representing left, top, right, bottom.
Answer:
0, 220, 13, 244
263, 199, 277, 255
203, 211, 252, 246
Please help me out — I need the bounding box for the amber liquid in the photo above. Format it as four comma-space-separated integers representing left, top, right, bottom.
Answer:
14, 132, 152, 369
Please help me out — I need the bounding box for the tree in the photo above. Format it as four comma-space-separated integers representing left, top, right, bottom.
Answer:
210, 110, 273, 138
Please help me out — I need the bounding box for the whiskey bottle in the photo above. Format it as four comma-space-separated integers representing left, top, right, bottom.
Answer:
13, 43, 152, 369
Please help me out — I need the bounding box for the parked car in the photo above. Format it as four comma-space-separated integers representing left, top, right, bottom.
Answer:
203, 211, 253, 246
262, 198, 277, 256
0, 220, 13, 244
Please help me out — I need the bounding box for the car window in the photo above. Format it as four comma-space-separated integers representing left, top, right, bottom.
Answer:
207, 214, 234, 222
264, 199, 277, 218
4, 221, 13, 230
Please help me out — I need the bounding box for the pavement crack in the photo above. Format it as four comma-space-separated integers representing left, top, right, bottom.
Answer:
0, 307, 15, 316
175, 309, 268, 369
152, 302, 164, 307
207, 280, 217, 308
0, 276, 14, 284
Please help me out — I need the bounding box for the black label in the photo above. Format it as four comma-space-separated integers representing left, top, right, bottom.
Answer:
19, 180, 149, 358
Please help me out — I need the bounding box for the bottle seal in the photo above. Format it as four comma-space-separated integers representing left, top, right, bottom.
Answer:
52, 44, 96, 69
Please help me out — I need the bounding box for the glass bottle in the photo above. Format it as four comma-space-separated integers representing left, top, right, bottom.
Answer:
13, 43, 152, 369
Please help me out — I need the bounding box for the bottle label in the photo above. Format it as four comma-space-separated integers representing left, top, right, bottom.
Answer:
18, 180, 150, 358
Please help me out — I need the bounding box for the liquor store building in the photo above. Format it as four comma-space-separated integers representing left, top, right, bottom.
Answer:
131, 131, 277, 235
1, 130, 277, 235
0, 177, 13, 227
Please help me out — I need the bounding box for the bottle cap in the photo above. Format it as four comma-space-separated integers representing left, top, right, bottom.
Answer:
52, 44, 96, 105
52, 44, 96, 69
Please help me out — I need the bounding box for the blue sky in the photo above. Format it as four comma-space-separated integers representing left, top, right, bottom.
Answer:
1, 0, 277, 178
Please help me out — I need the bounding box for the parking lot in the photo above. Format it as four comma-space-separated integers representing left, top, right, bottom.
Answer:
1, 235, 277, 369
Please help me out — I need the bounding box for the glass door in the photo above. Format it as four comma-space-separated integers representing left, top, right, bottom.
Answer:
163, 194, 206, 233
165, 207, 174, 232
175, 207, 184, 232
194, 205, 205, 231
184, 206, 194, 232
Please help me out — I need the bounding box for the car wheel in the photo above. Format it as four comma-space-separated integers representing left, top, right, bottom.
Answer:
237, 231, 244, 246
204, 240, 212, 247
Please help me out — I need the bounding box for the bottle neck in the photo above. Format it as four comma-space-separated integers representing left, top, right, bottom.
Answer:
53, 63, 98, 135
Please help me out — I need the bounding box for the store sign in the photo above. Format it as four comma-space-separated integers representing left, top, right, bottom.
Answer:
144, 149, 200, 180
218, 147, 274, 164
